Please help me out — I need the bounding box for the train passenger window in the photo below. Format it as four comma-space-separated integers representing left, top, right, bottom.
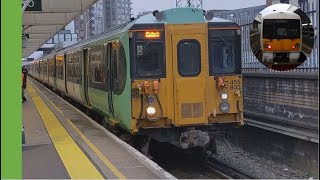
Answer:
208, 30, 241, 74
89, 48, 107, 91
92, 52, 102, 83
66, 55, 80, 84
56, 58, 63, 80
74, 57, 81, 84
43, 61, 48, 76
177, 40, 201, 77
49, 59, 54, 76
112, 41, 127, 95
67, 57, 73, 81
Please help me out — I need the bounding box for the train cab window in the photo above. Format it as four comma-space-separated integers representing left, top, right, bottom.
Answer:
177, 40, 201, 76
130, 31, 165, 78
208, 30, 241, 74
263, 19, 300, 39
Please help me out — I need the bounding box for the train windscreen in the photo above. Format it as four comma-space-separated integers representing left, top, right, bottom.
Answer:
130, 31, 165, 78
208, 30, 241, 74
263, 19, 300, 39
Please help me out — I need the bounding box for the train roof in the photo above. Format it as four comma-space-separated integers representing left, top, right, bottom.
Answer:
133, 7, 235, 24
262, 10, 300, 20
33, 7, 238, 62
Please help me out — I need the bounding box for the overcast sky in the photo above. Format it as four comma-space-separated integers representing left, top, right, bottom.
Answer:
131, 0, 267, 16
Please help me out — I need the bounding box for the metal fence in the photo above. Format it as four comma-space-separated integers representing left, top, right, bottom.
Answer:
236, 1, 318, 73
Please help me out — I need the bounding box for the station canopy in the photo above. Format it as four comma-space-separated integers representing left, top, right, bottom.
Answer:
22, 0, 99, 58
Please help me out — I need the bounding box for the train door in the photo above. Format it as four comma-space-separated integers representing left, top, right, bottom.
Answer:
169, 25, 208, 126
83, 49, 90, 105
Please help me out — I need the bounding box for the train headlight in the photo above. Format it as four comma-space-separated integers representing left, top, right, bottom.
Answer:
146, 106, 156, 115
219, 102, 230, 113
221, 93, 228, 100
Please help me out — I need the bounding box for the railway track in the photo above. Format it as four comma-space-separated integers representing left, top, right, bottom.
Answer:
206, 152, 257, 179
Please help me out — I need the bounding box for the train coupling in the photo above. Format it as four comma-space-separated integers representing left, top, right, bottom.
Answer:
179, 130, 210, 149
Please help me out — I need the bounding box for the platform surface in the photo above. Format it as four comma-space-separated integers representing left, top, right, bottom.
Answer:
22, 78, 175, 179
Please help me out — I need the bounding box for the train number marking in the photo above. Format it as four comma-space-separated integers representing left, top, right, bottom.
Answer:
229, 80, 240, 90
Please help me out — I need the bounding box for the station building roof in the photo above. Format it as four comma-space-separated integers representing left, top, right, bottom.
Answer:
22, 0, 99, 58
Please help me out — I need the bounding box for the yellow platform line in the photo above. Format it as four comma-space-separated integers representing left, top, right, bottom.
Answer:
27, 84, 104, 179
29, 79, 126, 179
28, 80, 63, 114
67, 119, 126, 179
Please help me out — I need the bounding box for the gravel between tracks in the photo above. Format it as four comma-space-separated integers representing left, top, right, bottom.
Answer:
212, 138, 313, 179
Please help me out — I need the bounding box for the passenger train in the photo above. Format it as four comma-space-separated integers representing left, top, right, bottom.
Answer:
28, 8, 243, 152
260, 10, 302, 67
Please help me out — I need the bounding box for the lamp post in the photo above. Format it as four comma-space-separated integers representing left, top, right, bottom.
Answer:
86, 16, 103, 39
85, 16, 95, 39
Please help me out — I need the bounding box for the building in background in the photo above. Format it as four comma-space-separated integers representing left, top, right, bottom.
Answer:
74, 0, 132, 39
74, 0, 104, 40
103, 0, 132, 30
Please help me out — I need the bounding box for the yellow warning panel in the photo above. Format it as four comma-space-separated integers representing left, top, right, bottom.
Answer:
27, 84, 104, 179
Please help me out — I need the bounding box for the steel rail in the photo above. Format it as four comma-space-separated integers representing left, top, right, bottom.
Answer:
206, 153, 257, 179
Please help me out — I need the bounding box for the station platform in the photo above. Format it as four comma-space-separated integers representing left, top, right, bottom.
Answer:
22, 78, 175, 179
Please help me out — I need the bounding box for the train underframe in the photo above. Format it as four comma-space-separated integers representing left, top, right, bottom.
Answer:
135, 123, 239, 156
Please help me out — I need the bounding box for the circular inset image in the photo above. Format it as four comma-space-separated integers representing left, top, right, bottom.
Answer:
250, 3, 315, 71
